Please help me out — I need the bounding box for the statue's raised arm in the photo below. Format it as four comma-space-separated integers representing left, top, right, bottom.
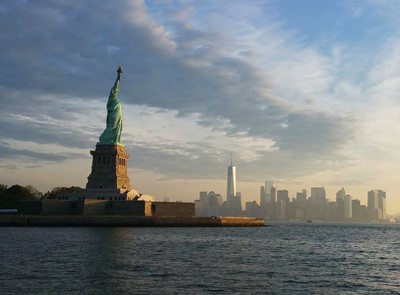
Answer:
114, 65, 123, 89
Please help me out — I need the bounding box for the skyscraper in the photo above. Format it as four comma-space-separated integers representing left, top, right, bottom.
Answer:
296, 190, 307, 202
225, 157, 242, 216
343, 194, 352, 219
336, 188, 346, 220
226, 158, 237, 203
311, 187, 326, 201
336, 188, 346, 202
368, 190, 379, 210
260, 186, 266, 208
352, 199, 362, 221
368, 189, 383, 220
309, 187, 327, 220
265, 180, 274, 202
378, 190, 386, 220
277, 190, 290, 203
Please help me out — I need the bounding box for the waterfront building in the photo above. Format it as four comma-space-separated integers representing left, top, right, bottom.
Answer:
194, 199, 202, 216
278, 200, 287, 220
368, 190, 379, 220
294, 189, 307, 220
265, 181, 274, 202
311, 187, 326, 201
195, 191, 224, 216
336, 188, 346, 220
270, 186, 277, 203
245, 201, 261, 218
260, 186, 266, 208
309, 187, 327, 220
326, 201, 338, 221
294, 202, 306, 220
343, 194, 352, 219
259, 185, 268, 218
268, 186, 277, 219
360, 205, 368, 220
352, 199, 361, 221
336, 188, 346, 202
296, 190, 307, 202
207, 191, 224, 216
277, 190, 290, 203
276, 190, 289, 220
197, 191, 210, 216
367, 189, 386, 220
378, 190, 386, 220
230, 192, 243, 216
368, 190, 379, 210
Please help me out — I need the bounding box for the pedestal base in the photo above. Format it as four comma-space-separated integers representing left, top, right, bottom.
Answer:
86, 144, 132, 190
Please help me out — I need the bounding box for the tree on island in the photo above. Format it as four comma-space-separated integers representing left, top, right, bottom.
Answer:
43, 186, 81, 199
25, 185, 43, 199
0, 184, 81, 208
0, 184, 7, 194
0, 184, 42, 209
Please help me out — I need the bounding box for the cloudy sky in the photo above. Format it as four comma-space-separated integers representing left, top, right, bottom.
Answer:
1, 0, 400, 212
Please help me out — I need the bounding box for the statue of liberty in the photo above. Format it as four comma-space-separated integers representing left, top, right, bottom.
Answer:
99, 66, 124, 145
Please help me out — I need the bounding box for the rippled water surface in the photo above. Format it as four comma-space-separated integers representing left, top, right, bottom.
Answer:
1, 223, 400, 294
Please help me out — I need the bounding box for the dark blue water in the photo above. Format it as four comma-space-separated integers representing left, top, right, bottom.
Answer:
0, 223, 399, 294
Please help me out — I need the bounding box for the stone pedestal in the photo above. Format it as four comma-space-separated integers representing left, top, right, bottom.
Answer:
86, 144, 132, 190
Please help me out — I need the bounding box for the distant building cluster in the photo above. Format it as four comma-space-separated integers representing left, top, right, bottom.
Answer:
253, 185, 386, 222
195, 162, 243, 216
195, 162, 387, 222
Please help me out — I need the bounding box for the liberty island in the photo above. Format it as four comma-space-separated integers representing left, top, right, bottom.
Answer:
0, 67, 263, 227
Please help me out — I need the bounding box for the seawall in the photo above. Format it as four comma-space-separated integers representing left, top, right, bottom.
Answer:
0, 215, 265, 227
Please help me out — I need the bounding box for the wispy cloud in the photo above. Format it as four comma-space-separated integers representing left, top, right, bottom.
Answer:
0, 0, 354, 177
0, 142, 82, 162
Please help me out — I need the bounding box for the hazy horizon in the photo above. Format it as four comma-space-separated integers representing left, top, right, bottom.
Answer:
1, 1, 400, 214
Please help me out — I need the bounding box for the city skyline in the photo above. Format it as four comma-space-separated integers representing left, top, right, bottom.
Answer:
2, 1, 400, 213
196, 161, 388, 221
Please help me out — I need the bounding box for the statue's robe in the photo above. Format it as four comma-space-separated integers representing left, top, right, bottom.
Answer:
99, 76, 123, 145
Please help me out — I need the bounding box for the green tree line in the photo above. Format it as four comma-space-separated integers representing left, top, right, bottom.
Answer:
0, 184, 80, 209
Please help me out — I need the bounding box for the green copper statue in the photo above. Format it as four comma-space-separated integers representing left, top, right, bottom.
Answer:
99, 66, 124, 145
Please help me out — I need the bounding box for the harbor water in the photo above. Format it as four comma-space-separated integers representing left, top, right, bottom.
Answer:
0, 223, 399, 294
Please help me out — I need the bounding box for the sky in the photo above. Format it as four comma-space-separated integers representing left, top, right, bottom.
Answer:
1, 0, 400, 213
